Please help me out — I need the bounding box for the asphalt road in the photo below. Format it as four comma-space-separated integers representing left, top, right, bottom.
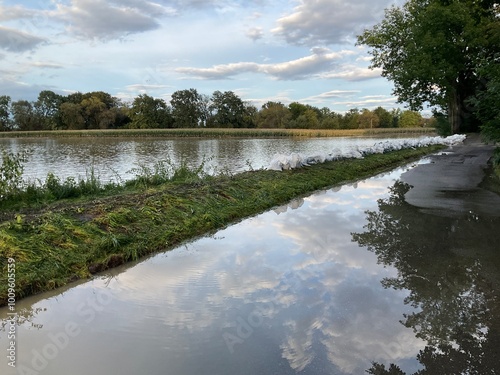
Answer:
401, 134, 500, 217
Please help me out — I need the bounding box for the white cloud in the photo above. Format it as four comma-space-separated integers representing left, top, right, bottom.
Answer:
272, 0, 394, 46
176, 47, 354, 80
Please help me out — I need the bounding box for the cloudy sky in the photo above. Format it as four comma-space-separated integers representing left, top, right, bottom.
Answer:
0, 0, 405, 112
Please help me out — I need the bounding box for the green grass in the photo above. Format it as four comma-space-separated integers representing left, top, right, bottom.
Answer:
0, 127, 437, 139
0, 145, 444, 305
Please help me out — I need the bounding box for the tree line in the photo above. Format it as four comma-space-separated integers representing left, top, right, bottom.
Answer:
0, 89, 430, 132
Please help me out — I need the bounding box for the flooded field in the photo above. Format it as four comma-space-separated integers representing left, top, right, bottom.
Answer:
1, 155, 498, 374
0, 135, 426, 182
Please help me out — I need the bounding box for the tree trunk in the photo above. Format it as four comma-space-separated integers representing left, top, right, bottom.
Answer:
448, 90, 462, 134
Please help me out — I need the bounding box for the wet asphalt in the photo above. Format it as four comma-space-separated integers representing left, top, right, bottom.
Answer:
401, 134, 500, 217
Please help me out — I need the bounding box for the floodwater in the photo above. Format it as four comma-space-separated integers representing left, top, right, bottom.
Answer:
1, 154, 498, 375
0, 135, 424, 183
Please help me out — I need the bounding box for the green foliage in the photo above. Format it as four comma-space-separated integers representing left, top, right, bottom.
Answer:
171, 88, 207, 128
43, 169, 106, 200
256, 101, 291, 128
2, 88, 435, 132
0, 150, 28, 198
208, 90, 248, 128
128, 94, 173, 129
357, 0, 498, 134
0, 95, 12, 131
399, 110, 423, 128
432, 112, 452, 136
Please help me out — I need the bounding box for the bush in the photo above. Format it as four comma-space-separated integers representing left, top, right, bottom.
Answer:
0, 150, 28, 199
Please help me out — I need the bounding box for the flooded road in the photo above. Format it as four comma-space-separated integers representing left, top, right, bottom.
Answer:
1, 154, 499, 374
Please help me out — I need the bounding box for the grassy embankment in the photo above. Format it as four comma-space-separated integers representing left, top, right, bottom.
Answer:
0, 145, 444, 306
0, 127, 436, 138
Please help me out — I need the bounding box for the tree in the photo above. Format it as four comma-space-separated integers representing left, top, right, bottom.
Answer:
0, 95, 11, 131
287, 102, 321, 129
242, 102, 258, 128
357, 0, 499, 134
170, 88, 206, 128
255, 101, 290, 128
208, 91, 246, 128
59, 102, 85, 130
373, 107, 393, 128
11, 100, 40, 131
128, 94, 172, 129
34, 90, 63, 130
319, 108, 342, 129
341, 108, 360, 129
399, 110, 423, 128
358, 109, 380, 129
472, 57, 500, 141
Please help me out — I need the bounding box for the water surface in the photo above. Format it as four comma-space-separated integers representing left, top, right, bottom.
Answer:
0, 135, 425, 182
1, 156, 498, 375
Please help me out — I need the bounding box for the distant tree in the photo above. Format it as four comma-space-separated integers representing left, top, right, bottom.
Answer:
208, 91, 247, 128
399, 110, 423, 128
319, 108, 342, 129
287, 102, 322, 128
81, 96, 108, 129
128, 94, 172, 129
288, 102, 309, 121
59, 102, 85, 130
171, 88, 206, 128
242, 102, 258, 128
358, 109, 380, 129
11, 100, 40, 131
256, 101, 290, 128
34, 90, 64, 130
373, 107, 393, 128
391, 108, 402, 128
0, 95, 11, 131
342, 108, 360, 129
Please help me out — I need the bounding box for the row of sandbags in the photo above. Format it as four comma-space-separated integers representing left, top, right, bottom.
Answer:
268, 134, 467, 171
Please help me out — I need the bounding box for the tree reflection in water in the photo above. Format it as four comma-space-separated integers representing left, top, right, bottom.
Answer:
352, 181, 500, 374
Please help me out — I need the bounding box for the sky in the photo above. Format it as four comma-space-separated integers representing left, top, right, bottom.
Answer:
0, 0, 406, 113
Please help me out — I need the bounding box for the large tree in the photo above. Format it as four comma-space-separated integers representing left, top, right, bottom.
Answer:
357, 0, 499, 134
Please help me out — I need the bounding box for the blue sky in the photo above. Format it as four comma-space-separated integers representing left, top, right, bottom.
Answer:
0, 0, 405, 113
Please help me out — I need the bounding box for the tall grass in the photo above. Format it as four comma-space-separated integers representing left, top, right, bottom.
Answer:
0, 152, 213, 210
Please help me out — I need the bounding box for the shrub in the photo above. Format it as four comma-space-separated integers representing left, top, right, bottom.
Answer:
0, 150, 28, 199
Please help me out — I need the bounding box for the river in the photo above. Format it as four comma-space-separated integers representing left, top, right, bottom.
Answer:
1, 146, 498, 374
